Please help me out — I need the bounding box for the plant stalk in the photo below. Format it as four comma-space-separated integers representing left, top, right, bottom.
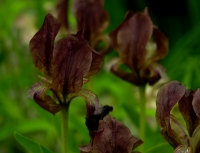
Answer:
61, 102, 70, 153
139, 85, 146, 152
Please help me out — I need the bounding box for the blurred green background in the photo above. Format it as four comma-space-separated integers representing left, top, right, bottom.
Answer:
1, 0, 200, 152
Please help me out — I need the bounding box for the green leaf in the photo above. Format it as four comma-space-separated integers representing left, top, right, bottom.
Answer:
14, 132, 53, 153
144, 142, 173, 153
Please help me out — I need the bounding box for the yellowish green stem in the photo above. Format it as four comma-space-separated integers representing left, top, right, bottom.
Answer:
139, 85, 146, 152
60, 102, 70, 153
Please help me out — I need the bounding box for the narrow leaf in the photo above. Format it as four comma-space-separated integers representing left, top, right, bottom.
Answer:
14, 132, 53, 153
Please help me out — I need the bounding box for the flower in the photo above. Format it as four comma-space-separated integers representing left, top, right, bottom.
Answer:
73, 0, 110, 54
109, 8, 168, 86
80, 113, 143, 153
29, 14, 104, 115
156, 81, 200, 153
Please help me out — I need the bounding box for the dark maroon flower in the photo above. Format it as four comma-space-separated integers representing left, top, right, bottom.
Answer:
29, 14, 104, 114
73, 0, 110, 54
156, 81, 200, 153
80, 115, 143, 153
109, 8, 168, 86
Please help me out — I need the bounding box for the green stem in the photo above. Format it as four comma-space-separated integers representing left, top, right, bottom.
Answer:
139, 85, 146, 152
60, 102, 70, 153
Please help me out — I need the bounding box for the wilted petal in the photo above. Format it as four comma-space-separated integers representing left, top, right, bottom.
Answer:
79, 115, 143, 153
156, 81, 186, 147
73, 0, 109, 42
29, 14, 61, 76
29, 81, 61, 115
78, 89, 102, 117
56, 0, 69, 29
109, 9, 153, 71
178, 90, 199, 136
52, 32, 93, 95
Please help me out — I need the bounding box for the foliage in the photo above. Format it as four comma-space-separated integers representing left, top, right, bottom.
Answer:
0, 0, 200, 153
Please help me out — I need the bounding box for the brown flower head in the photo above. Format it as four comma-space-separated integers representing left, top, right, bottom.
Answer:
73, 0, 110, 54
109, 8, 168, 86
80, 114, 143, 153
29, 14, 104, 114
156, 81, 200, 153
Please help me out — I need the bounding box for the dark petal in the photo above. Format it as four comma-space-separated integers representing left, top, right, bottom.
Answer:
152, 27, 169, 61
140, 63, 162, 85
73, 0, 109, 42
34, 93, 62, 115
109, 9, 153, 71
163, 115, 187, 148
156, 80, 186, 128
156, 81, 186, 147
56, 0, 69, 29
161, 129, 180, 149
111, 61, 142, 86
160, 115, 186, 149
29, 14, 61, 76
52, 32, 93, 95
85, 48, 104, 78
192, 88, 200, 118
29, 81, 61, 115
86, 105, 113, 131
178, 90, 199, 136
79, 115, 143, 153
77, 89, 102, 117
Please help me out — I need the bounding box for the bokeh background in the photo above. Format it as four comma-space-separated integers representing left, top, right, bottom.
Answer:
1, 0, 200, 152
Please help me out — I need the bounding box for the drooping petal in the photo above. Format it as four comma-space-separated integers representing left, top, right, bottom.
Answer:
79, 115, 143, 153
178, 90, 199, 136
73, 0, 109, 42
111, 62, 140, 86
52, 32, 93, 95
156, 81, 186, 147
109, 9, 153, 71
78, 89, 102, 117
29, 81, 61, 115
29, 14, 61, 76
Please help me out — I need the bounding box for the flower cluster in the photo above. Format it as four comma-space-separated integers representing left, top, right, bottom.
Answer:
156, 81, 200, 153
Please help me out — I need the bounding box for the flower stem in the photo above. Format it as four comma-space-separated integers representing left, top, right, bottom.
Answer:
139, 85, 146, 152
60, 102, 70, 153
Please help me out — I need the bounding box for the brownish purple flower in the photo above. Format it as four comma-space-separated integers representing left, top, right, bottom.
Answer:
156, 81, 200, 153
73, 0, 110, 54
80, 115, 143, 153
29, 14, 104, 114
109, 8, 168, 86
